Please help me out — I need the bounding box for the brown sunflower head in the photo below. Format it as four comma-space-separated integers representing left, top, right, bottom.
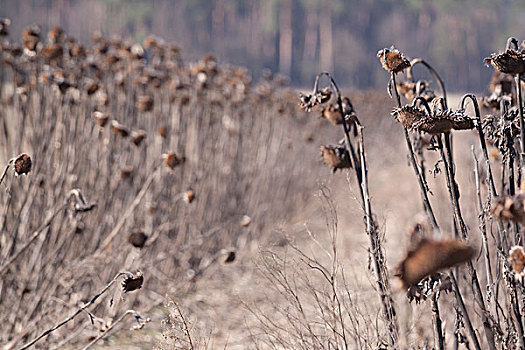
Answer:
414, 110, 473, 135
320, 145, 351, 173
391, 105, 426, 129
320, 105, 343, 125
14, 154, 32, 176
509, 246, 525, 281
299, 87, 332, 112
120, 167, 133, 180
164, 153, 185, 169
491, 195, 525, 225
86, 81, 100, 95
0, 18, 11, 36
377, 47, 411, 74
128, 231, 148, 248
122, 271, 144, 293
184, 190, 195, 204
157, 126, 168, 138
396, 238, 474, 288
224, 251, 236, 263
451, 113, 475, 131
484, 50, 525, 75
131, 130, 147, 146
48, 26, 65, 44
22, 25, 40, 51
137, 95, 154, 112
111, 120, 129, 138
93, 111, 109, 128
413, 117, 454, 134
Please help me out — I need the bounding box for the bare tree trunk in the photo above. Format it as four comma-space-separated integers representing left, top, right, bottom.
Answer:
319, 0, 333, 72
303, 5, 318, 62
279, 0, 293, 77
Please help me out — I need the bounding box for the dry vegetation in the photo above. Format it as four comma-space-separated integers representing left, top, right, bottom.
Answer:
3, 19, 525, 350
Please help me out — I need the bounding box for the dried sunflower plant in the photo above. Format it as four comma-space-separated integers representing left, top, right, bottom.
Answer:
0, 19, 336, 349
379, 40, 525, 349
257, 39, 525, 350
255, 72, 400, 347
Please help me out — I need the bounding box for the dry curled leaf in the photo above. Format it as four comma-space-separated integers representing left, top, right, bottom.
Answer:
396, 238, 475, 288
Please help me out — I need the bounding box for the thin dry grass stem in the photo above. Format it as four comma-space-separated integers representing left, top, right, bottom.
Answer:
302, 72, 398, 345
99, 165, 159, 251
18, 271, 141, 350
450, 271, 482, 350
81, 309, 150, 350
473, 147, 499, 324
431, 292, 444, 350
434, 107, 497, 350
0, 200, 69, 275
461, 94, 498, 196
354, 119, 398, 344
172, 301, 195, 350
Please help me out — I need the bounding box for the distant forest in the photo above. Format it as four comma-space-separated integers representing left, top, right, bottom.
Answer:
1, 0, 525, 91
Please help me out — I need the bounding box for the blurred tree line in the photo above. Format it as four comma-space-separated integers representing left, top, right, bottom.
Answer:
2, 0, 525, 91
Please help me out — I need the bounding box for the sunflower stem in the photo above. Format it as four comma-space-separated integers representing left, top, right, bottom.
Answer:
392, 73, 440, 233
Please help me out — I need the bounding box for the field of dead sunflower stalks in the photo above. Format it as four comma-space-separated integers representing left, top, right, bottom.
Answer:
3, 19, 525, 350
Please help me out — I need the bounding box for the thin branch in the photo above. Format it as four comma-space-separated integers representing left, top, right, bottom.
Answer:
18, 271, 135, 350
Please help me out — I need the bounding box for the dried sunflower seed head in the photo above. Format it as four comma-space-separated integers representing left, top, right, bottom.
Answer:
128, 231, 148, 248
320, 105, 342, 125
131, 130, 147, 146
452, 115, 475, 131
509, 246, 525, 281
299, 87, 332, 112
137, 95, 154, 112
111, 120, 129, 138
412, 110, 474, 134
299, 93, 315, 111
391, 105, 426, 129
224, 251, 236, 263
317, 87, 332, 104
491, 195, 525, 225
163, 153, 185, 169
396, 238, 474, 288
377, 46, 411, 74
320, 145, 351, 173
13, 154, 32, 176
122, 271, 144, 293
93, 111, 109, 128
413, 117, 454, 134
484, 49, 525, 75
184, 190, 195, 203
